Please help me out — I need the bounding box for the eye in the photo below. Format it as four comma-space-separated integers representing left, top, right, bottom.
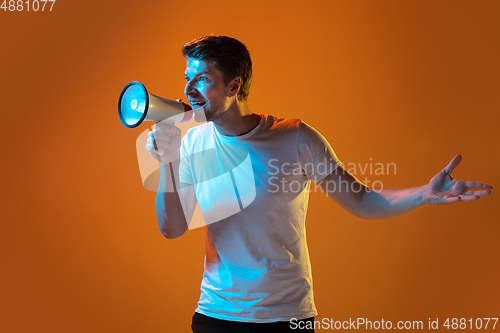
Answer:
198, 76, 208, 82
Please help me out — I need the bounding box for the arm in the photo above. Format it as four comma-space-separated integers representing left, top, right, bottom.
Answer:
318, 154, 493, 220
155, 161, 197, 238
147, 122, 197, 239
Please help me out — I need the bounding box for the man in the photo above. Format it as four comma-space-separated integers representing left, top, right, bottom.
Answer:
146, 36, 492, 333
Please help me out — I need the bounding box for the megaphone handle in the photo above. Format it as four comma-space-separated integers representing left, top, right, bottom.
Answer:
152, 120, 177, 157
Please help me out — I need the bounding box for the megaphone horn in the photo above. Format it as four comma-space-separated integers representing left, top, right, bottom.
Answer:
118, 81, 192, 128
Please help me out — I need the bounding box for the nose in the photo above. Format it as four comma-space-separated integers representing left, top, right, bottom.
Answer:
184, 80, 197, 97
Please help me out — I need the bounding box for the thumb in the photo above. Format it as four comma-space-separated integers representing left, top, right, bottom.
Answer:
443, 154, 462, 175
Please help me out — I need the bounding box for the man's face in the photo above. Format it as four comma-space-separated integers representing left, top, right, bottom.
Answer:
184, 57, 232, 122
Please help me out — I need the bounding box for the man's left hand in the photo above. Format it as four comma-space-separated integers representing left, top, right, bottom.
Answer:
423, 154, 493, 205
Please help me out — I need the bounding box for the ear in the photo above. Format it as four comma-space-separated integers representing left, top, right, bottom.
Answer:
227, 77, 242, 98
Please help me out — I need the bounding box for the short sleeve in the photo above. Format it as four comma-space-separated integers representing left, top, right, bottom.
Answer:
298, 121, 342, 183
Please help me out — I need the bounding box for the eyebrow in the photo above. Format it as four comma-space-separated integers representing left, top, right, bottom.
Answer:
185, 70, 211, 77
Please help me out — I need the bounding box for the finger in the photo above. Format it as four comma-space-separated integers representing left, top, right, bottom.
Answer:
153, 137, 171, 148
464, 190, 491, 197
440, 196, 461, 204
458, 195, 480, 202
147, 135, 167, 146
443, 154, 462, 175
153, 121, 177, 131
463, 190, 491, 197
146, 137, 161, 151
465, 181, 493, 189
147, 138, 163, 152
152, 129, 172, 141
148, 131, 157, 142
150, 144, 166, 156
145, 143, 162, 157
153, 123, 180, 136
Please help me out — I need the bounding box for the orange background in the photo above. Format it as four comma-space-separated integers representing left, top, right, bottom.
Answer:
1, 0, 499, 332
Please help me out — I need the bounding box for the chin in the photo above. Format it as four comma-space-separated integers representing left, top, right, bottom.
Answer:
204, 109, 220, 122
205, 114, 218, 122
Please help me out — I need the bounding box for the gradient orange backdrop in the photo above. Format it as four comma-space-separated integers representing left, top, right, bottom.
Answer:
1, 0, 498, 332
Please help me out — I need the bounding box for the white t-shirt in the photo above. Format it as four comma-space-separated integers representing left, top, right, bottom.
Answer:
179, 114, 341, 323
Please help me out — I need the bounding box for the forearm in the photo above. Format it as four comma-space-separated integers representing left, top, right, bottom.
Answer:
155, 161, 189, 238
322, 156, 492, 219
357, 185, 428, 219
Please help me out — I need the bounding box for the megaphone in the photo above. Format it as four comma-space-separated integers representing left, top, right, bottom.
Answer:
118, 81, 193, 128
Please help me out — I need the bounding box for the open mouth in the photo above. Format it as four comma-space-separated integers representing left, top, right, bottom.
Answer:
191, 102, 206, 109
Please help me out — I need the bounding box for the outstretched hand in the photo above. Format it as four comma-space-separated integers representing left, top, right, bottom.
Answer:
423, 154, 493, 205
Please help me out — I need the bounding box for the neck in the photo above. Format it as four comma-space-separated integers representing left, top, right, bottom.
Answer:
212, 100, 261, 136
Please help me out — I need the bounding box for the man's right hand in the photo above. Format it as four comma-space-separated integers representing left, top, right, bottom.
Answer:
145, 120, 182, 165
